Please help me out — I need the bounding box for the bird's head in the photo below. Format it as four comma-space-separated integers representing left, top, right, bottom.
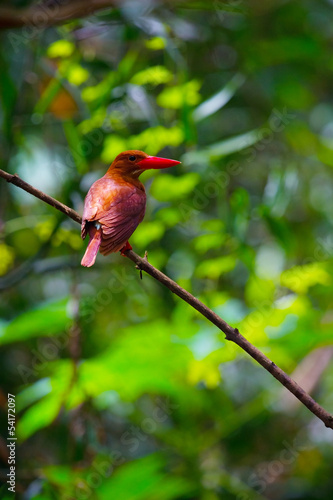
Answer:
108, 150, 181, 178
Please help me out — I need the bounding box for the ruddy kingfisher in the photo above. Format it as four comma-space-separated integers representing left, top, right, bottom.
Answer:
81, 150, 180, 267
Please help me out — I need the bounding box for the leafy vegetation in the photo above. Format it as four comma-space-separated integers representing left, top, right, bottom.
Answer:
1, 1, 333, 498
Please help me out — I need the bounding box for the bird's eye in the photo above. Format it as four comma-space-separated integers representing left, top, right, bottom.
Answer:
129, 155, 136, 162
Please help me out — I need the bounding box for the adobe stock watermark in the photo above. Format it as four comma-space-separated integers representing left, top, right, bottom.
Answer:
52, 128, 105, 182
236, 436, 309, 499
214, 0, 244, 22
65, 397, 179, 500
17, 266, 135, 385
7, 0, 71, 53
177, 107, 295, 233
279, 234, 333, 295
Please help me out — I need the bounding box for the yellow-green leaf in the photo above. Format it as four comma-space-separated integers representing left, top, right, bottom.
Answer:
151, 173, 200, 202
131, 66, 173, 86
47, 40, 75, 58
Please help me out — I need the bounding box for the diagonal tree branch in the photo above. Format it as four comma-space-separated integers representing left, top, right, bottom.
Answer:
1, 167, 333, 430
0, 169, 81, 223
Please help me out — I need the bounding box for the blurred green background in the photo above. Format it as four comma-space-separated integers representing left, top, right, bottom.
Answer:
1, 0, 333, 498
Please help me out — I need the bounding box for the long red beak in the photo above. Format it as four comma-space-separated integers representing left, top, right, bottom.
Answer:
137, 155, 181, 170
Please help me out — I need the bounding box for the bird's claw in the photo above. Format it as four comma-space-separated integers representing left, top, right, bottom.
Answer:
135, 250, 148, 279
120, 241, 133, 256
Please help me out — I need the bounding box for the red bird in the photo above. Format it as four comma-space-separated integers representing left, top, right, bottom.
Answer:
81, 150, 180, 267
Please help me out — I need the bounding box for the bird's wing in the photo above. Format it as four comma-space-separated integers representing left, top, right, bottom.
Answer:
81, 177, 142, 238
82, 177, 125, 223
81, 176, 146, 251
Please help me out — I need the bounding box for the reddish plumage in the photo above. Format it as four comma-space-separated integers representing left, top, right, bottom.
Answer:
81, 150, 180, 267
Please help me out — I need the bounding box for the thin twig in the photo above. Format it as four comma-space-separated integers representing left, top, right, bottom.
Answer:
1, 167, 332, 429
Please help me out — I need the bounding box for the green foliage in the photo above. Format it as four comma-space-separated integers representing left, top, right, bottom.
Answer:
151, 172, 200, 201
157, 81, 201, 109
17, 363, 74, 440
102, 126, 184, 160
74, 320, 193, 403
131, 66, 173, 86
47, 40, 75, 58
195, 256, 236, 279
1, 1, 333, 499
95, 455, 196, 499
281, 262, 331, 294
0, 299, 70, 345
36, 455, 196, 499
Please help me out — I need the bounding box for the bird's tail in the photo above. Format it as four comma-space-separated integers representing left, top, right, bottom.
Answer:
81, 225, 102, 267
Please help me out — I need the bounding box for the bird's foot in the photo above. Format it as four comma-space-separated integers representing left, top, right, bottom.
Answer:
135, 251, 148, 280
120, 241, 132, 256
